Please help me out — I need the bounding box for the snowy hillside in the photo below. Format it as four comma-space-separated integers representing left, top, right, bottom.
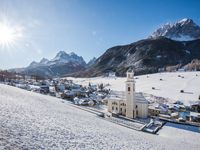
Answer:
69, 71, 200, 105
0, 84, 200, 149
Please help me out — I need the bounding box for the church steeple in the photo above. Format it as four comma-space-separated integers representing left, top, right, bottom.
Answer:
125, 69, 136, 118
127, 68, 134, 81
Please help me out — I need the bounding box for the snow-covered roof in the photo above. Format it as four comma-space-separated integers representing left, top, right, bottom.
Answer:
106, 91, 148, 104
190, 112, 200, 118
171, 112, 179, 117
107, 91, 125, 101
148, 105, 161, 111
191, 101, 200, 106
135, 93, 148, 104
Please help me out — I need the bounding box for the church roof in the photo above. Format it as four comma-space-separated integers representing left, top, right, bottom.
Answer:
106, 91, 148, 104
135, 92, 148, 104
106, 91, 125, 101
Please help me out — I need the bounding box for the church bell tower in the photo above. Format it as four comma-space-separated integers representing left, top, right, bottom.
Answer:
125, 69, 136, 118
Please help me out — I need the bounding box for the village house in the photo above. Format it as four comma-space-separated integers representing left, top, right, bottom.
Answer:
191, 101, 200, 113
148, 105, 161, 116
188, 112, 200, 122
108, 71, 116, 77
107, 69, 148, 119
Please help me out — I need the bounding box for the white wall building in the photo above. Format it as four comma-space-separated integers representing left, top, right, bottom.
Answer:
107, 69, 148, 118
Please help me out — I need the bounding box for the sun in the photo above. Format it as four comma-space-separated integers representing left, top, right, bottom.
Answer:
0, 23, 14, 47
0, 22, 22, 48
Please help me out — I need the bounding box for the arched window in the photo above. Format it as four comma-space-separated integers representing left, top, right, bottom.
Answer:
128, 87, 130, 91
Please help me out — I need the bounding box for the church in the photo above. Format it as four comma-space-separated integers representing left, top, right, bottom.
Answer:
107, 69, 148, 118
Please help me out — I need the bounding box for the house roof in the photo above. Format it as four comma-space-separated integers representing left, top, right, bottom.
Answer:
191, 101, 200, 106
148, 105, 161, 111
190, 112, 200, 118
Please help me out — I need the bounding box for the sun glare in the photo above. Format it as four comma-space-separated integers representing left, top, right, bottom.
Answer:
0, 22, 22, 48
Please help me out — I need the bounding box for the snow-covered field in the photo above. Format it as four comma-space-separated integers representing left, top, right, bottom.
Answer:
0, 84, 200, 149
69, 71, 200, 105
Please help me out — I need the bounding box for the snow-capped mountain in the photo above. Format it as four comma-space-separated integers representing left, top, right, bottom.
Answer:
75, 37, 200, 77
150, 18, 200, 41
49, 51, 86, 65
13, 51, 87, 77
29, 51, 86, 67
11, 19, 200, 78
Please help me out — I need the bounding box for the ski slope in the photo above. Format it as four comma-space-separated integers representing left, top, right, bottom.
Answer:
69, 71, 200, 105
0, 84, 200, 149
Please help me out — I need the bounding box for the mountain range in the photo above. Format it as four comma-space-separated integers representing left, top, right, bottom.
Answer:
11, 51, 92, 77
73, 18, 200, 77
11, 18, 200, 77
77, 37, 200, 77
29, 51, 86, 67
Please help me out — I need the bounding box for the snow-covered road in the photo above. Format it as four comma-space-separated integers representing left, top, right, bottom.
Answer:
0, 84, 200, 149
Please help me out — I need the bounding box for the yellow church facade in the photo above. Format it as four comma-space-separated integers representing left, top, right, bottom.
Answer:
107, 70, 148, 119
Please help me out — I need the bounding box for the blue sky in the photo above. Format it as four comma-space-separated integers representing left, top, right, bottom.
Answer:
0, 0, 200, 69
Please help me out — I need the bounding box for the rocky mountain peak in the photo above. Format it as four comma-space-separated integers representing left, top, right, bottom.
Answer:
57, 51, 85, 65
178, 18, 194, 24
40, 58, 49, 64
53, 51, 69, 60
150, 18, 200, 41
